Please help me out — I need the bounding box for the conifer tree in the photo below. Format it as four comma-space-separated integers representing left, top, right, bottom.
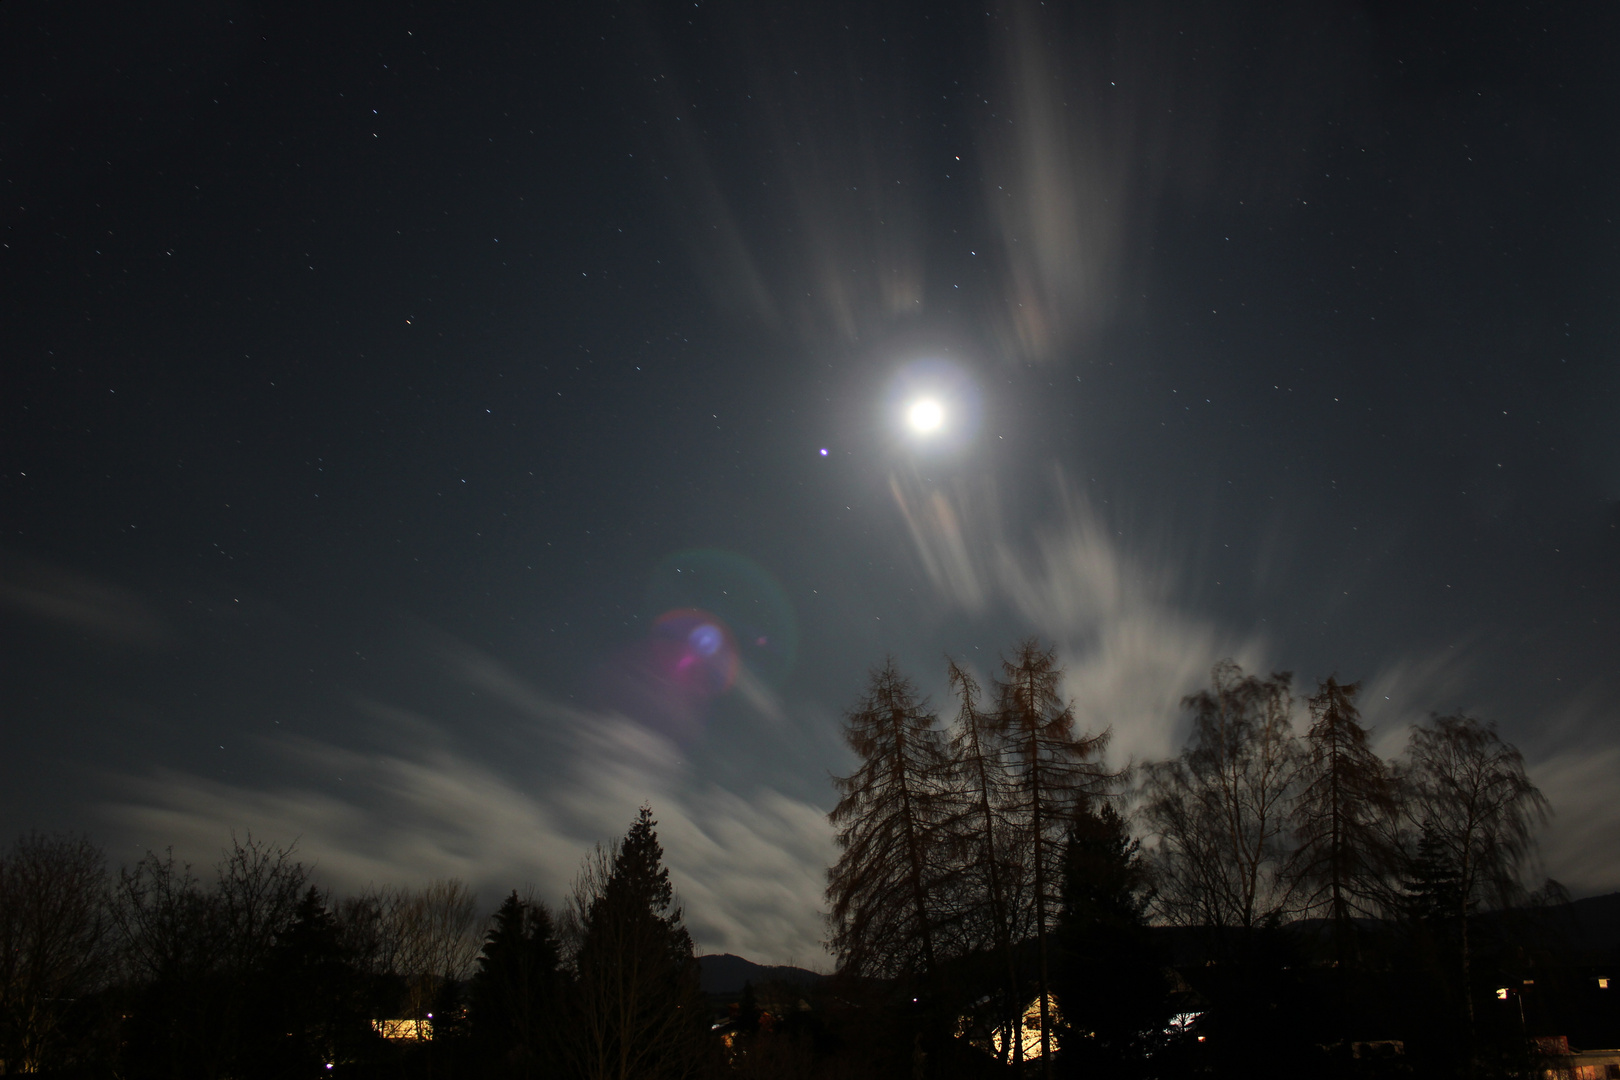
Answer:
944, 659, 1025, 1065
826, 660, 952, 986
1293, 676, 1397, 964
1402, 827, 1467, 931
567, 806, 713, 1080
261, 887, 365, 1077
994, 640, 1113, 1074
1052, 798, 1170, 1080
469, 891, 562, 1078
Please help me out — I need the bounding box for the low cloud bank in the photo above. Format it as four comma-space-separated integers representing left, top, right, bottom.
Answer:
107, 652, 835, 968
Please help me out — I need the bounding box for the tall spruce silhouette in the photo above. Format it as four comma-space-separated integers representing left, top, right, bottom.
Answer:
567, 806, 712, 1080
468, 891, 561, 1078
1052, 798, 1171, 1080
261, 887, 365, 1077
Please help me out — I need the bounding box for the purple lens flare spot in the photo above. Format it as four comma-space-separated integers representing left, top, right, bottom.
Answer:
688, 622, 723, 657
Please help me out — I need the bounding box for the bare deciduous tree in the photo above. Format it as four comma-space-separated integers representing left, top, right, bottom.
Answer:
0, 833, 108, 1073
378, 878, 480, 1032
112, 848, 215, 988
112, 835, 307, 1076
214, 832, 308, 974
1402, 713, 1549, 1028
1144, 660, 1302, 936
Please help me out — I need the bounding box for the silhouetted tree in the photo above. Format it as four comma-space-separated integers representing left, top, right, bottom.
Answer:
944, 658, 1026, 1065
1390, 824, 1478, 1075
826, 660, 952, 986
214, 833, 308, 978
565, 806, 715, 1080
994, 639, 1114, 1073
1402, 713, 1549, 1032
1051, 798, 1172, 1080
111, 848, 217, 1078
1403, 826, 1467, 931
734, 980, 761, 1036
113, 835, 308, 1079
259, 886, 368, 1077
1144, 661, 1301, 938
1293, 676, 1398, 965
389, 878, 481, 1036
0, 832, 109, 1074
469, 890, 563, 1078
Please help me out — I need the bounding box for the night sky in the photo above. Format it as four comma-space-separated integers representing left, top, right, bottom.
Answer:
3, 1, 1617, 966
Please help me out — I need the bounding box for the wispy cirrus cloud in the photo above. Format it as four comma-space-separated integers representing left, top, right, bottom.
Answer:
105, 645, 835, 967
0, 552, 169, 648
891, 467, 1250, 766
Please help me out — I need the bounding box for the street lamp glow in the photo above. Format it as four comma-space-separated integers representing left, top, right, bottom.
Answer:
907, 398, 945, 434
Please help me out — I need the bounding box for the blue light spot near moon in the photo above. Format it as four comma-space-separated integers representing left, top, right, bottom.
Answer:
689, 623, 723, 657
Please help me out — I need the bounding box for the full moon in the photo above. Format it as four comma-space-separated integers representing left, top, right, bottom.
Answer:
907, 398, 945, 434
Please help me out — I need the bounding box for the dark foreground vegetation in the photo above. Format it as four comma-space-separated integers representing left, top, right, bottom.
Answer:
820, 642, 1618, 1079
1, 643, 1615, 1078
0, 808, 715, 1079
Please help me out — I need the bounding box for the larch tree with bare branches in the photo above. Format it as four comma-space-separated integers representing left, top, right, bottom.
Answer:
993, 640, 1114, 1074
826, 659, 953, 988
944, 659, 1026, 1066
1293, 676, 1398, 965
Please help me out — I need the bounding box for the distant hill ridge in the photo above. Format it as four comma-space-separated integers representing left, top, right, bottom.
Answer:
1561, 891, 1620, 955
697, 953, 828, 995
696, 894, 1620, 995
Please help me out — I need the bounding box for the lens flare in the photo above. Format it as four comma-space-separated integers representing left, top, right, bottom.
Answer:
652, 609, 739, 696
592, 551, 796, 744
687, 620, 724, 659
645, 549, 799, 685
592, 607, 740, 743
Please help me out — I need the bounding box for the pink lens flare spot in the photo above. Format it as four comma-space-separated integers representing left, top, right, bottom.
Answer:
819, 447, 828, 456
651, 608, 740, 695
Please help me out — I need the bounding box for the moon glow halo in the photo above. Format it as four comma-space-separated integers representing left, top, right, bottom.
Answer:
907, 398, 945, 434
